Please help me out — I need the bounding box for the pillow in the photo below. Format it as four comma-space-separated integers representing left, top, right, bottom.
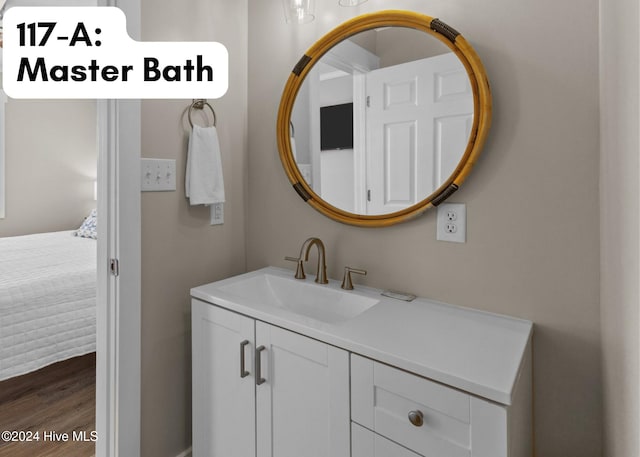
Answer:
74, 209, 97, 239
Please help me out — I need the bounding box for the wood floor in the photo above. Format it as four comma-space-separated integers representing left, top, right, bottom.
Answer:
0, 354, 96, 457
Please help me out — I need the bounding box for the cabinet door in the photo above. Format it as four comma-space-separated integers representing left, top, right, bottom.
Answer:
255, 322, 350, 457
192, 300, 255, 457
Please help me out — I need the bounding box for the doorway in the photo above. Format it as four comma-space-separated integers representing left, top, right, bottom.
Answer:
0, 1, 142, 456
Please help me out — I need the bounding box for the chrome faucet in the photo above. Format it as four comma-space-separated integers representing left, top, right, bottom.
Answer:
285, 237, 328, 284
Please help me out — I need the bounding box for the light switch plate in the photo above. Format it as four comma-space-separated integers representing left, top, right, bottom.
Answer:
141, 158, 176, 192
437, 203, 466, 243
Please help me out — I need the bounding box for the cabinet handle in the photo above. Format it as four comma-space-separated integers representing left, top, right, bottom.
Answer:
239, 340, 250, 378
408, 410, 424, 427
255, 345, 266, 385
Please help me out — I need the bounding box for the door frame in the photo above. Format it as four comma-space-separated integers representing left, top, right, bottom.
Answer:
1, 0, 141, 454
96, 1, 141, 456
306, 40, 378, 212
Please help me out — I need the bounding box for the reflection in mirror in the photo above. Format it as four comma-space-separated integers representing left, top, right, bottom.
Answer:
290, 27, 473, 215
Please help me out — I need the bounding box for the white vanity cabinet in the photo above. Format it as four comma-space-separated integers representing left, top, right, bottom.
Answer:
192, 299, 350, 457
191, 267, 533, 457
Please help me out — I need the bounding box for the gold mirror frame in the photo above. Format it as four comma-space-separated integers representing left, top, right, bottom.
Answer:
277, 10, 492, 227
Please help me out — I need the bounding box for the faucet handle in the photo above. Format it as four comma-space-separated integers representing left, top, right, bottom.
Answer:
341, 267, 367, 290
285, 256, 306, 279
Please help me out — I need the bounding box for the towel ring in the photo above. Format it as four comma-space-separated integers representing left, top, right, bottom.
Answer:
188, 99, 217, 128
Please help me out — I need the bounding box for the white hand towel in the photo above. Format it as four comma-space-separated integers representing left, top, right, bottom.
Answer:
186, 125, 225, 206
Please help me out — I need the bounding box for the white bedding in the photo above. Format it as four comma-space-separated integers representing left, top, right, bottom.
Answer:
0, 231, 96, 381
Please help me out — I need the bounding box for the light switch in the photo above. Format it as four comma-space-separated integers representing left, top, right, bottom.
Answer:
141, 158, 176, 192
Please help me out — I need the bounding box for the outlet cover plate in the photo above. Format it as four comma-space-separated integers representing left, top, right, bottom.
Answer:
210, 202, 224, 225
437, 203, 466, 243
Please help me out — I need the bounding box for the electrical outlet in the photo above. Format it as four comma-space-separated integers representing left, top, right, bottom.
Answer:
210, 203, 224, 225
437, 203, 466, 243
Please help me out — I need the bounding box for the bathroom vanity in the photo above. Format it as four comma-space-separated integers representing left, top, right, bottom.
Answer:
191, 267, 532, 457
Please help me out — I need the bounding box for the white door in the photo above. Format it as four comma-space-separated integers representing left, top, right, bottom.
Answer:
365, 53, 473, 215
192, 301, 256, 457
255, 322, 350, 457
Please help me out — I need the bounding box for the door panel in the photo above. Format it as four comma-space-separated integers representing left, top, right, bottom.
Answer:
256, 323, 349, 457
384, 121, 416, 204
435, 115, 473, 183
366, 53, 473, 215
192, 301, 255, 457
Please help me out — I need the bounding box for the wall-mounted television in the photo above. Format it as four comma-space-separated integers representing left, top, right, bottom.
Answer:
320, 103, 353, 151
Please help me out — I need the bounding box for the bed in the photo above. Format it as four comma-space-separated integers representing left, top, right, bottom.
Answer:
0, 230, 96, 381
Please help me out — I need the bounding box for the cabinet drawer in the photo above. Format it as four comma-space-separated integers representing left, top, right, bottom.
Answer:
352, 422, 422, 457
351, 355, 471, 457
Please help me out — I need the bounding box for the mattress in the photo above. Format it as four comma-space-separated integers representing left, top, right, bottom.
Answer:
0, 231, 96, 381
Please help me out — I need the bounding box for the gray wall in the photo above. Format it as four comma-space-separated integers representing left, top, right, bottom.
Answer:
247, 1, 601, 456
140, 0, 248, 455
0, 99, 97, 237
600, 0, 640, 454
375, 27, 449, 67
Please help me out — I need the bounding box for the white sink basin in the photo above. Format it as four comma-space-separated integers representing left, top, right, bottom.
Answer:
217, 272, 379, 324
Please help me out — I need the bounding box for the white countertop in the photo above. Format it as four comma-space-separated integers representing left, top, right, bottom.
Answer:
191, 266, 533, 405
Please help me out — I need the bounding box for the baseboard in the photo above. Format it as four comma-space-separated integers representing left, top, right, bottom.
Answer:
175, 446, 192, 457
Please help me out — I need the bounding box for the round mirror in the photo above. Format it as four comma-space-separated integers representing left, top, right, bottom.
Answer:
277, 11, 491, 227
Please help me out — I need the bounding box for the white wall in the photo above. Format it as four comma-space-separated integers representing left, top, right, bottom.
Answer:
0, 99, 97, 237
247, 1, 602, 455
599, 0, 640, 454
318, 73, 354, 210
0, 0, 99, 237
291, 80, 312, 164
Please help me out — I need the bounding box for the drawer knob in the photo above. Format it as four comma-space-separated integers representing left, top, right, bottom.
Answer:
408, 410, 424, 427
